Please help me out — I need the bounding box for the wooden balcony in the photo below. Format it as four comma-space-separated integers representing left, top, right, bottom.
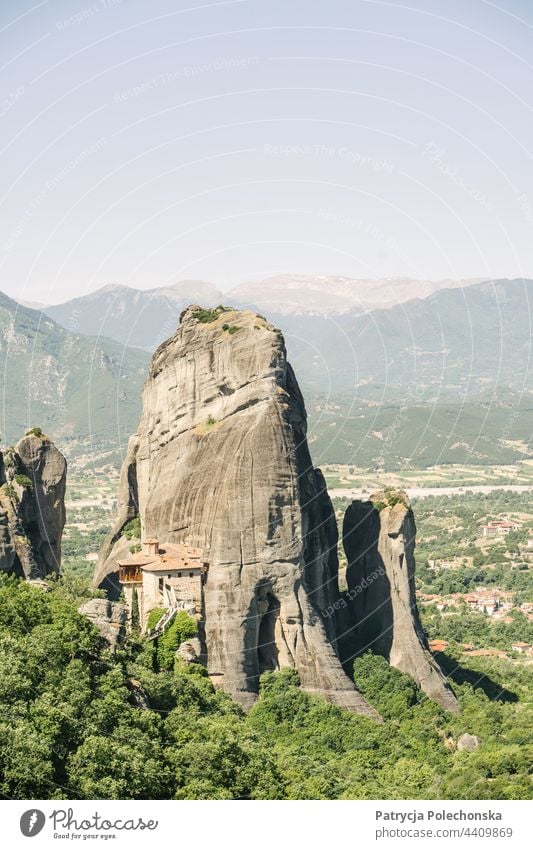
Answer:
119, 565, 143, 584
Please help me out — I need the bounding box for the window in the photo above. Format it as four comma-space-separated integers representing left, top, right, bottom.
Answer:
167, 574, 171, 579
178, 572, 182, 578
158, 578, 163, 591
189, 572, 194, 578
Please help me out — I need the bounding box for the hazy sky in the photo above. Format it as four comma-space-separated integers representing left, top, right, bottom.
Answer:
1, 0, 532, 304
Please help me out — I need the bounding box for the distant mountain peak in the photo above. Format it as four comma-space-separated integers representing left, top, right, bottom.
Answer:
95, 283, 133, 295
227, 274, 491, 316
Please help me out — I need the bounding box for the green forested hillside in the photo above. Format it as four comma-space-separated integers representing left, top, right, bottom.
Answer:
0, 575, 531, 800
286, 278, 533, 399
0, 292, 149, 453
306, 394, 533, 467
288, 279, 533, 467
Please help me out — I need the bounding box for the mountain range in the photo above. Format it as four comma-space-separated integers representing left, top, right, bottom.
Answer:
2, 276, 532, 468
227, 273, 486, 317
284, 277, 533, 400
40, 274, 487, 351
43, 279, 222, 351
0, 291, 149, 453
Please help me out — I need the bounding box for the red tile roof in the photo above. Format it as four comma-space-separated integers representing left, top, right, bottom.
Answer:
118, 542, 207, 573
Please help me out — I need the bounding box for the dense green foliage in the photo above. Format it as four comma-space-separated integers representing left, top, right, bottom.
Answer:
131, 588, 140, 632
14, 475, 33, 490
0, 575, 530, 801
373, 487, 409, 512
146, 607, 167, 631
155, 612, 197, 671
191, 306, 231, 323
25, 427, 45, 438
421, 606, 533, 651
414, 490, 533, 575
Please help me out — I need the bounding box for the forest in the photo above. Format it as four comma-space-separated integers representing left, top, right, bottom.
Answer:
0, 574, 531, 801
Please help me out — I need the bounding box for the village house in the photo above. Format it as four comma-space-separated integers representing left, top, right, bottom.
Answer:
461, 592, 498, 615
462, 648, 508, 659
448, 588, 515, 617
428, 556, 473, 571
480, 520, 519, 537
428, 639, 449, 653
118, 538, 208, 632
416, 592, 441, 604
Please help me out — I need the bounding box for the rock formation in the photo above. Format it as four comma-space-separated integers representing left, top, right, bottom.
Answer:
78, 598, 128, 649
176, 636, 204, 666
342, 489, 460, 713
457, 732, 480, 751
97, 306, 460, 716
92, 433, 139, 595
96, 305, 379, 717
0, 431, 66, 578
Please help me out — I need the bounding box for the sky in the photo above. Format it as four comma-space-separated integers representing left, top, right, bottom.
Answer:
1, 0, 532, 304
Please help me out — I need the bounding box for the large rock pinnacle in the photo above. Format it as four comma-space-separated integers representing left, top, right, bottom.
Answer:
96, 305, 378, 717
342, 489, 460, 713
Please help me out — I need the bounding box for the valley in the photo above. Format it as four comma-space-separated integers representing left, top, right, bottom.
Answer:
1, 289, 532, 801
3, 0, 532, 810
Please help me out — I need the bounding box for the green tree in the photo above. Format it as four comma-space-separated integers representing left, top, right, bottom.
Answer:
155, 612, 197, 671
131, 587, 140, 632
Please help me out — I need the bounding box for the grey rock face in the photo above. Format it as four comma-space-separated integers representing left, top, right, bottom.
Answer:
93, 435, 139, 598
176, 637, 204, 665
0, 505, 17, 573
457, 732, 480, 751
342, 491, 460, 713
78, 598, 128, 649
0, 433, 66, 578
97, 306, 378, 717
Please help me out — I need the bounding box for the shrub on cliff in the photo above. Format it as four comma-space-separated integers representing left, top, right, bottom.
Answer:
122, 516, 141, 539
25, 427, 45, 438
155, 611, 197, 672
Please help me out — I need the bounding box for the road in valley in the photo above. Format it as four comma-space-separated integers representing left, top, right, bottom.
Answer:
328, 484, 533, 500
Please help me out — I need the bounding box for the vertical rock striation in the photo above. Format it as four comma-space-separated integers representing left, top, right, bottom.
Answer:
342, 490, 460, 713
0, 431, 67, 578
93, 433, 139, 596
97, 307, 459, 715
97, 306, 378, 717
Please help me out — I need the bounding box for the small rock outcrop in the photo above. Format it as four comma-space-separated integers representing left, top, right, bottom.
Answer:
457, 733, 480, 751
0, 431, 66, 578
78, 598, 128, 649
176, 637, 204, 665
97, 305, 378, 717
342, 489, 460, 713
